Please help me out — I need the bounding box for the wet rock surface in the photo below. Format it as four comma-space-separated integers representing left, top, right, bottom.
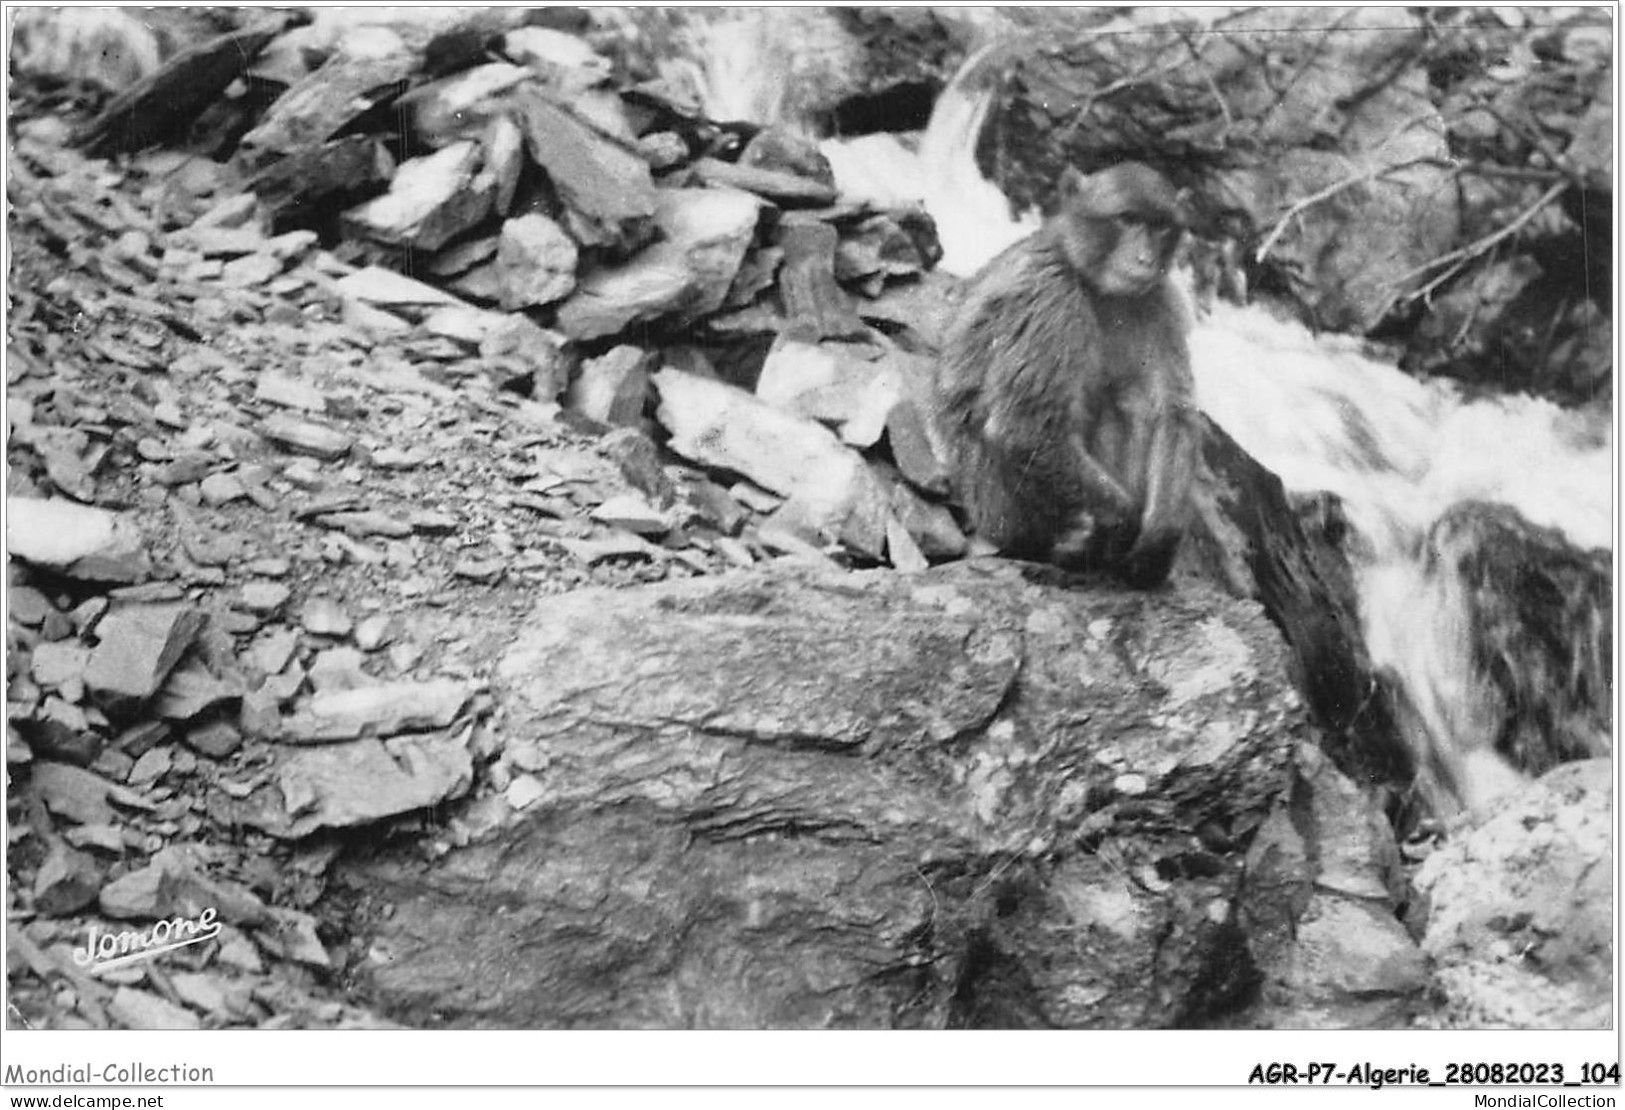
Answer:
1412, 759, 1613, 1029
7, 7, 1608, 1033
1423, 502, 1613, 777
1230, 744, 1427, 1029
344, 561, 1305, 1028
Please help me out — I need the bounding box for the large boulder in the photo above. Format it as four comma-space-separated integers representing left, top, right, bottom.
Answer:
343, 560, 1308, 1027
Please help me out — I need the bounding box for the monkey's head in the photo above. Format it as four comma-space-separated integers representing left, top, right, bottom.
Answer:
1054, 162, 1187, 298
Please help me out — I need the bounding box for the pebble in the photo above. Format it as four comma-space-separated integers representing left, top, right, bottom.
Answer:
256, 375, 329, 412
504, 774, 546, 811
371, 447, 426, 469
452, 558, 505, 583
199, 472, 247, 506
244, 628, 300, 676
107, 988, 201, 1030
260, 414, 354, 460
307, 647, 372, 692
300, 598, 353, 637
9, 586, 55, 626
63, 823, 126, 854
589, 493, 669, 535
316, 511, 413, 538
127, 747, 173, 785
184, 720, 243, 758
289, 678, 469, 742
354, 614, 395, 651
244, 557, 291, 577
220, 252, 284, 287
30, 641, 91, 690
32, 841, 102, 916
238, 581, 292, 614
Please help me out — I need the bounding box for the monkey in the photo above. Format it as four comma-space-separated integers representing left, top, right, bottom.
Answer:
932, 161, 1198, 588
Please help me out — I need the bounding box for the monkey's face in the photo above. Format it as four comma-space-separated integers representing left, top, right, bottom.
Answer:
1057, 162, 1187, 298
1093, 214, 1181, 298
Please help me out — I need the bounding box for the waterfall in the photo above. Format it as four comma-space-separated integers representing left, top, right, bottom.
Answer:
664, 12, 1039, 274
1192, 302, 1612, 811
682, 28, 1614, 814
820, 44, 1041, 275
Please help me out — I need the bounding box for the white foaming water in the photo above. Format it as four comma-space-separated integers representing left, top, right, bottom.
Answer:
820, 47, 1041, 275
659, 11, 793, 127
655, 8, 869, 132
685, 27, 1614, 813
1190, 304, 1613, 554
677, 13, 1039, 275
1191, 300, 1612, 811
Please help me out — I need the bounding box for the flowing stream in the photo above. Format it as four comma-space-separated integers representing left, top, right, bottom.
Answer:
677, 17, 1613, 813
1190, 302, 1611, 810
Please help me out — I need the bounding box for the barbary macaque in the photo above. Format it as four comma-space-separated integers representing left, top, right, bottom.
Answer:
933, 161, 1198, 588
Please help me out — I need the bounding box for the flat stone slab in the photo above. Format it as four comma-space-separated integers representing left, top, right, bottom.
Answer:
84, 603, 205, 712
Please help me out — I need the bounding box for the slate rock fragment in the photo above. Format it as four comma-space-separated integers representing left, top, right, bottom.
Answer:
84, 604, 205, 714
8, 498, 152, 583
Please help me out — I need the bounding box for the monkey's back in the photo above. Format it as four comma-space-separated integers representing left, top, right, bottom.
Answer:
933, 228, 1107, 558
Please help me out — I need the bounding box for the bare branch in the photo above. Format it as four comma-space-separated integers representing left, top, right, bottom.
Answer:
1470, 101, 1584, 184
1373, 180, 1568, 318
1398, 180, 1566, 287
1254, 148, 1444, 264
1255, 166, 1384, 264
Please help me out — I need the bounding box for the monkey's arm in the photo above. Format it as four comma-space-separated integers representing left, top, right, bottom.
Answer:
1069, 435, 1138, 513
1103, 307, 1196, 585
1117, 305, 1196, 551
1132, 400, 1197, 545
1116, 397, 1197, 586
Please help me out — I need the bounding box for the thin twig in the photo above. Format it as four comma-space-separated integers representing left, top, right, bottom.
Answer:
1464, 163, 1570, 184
1179, 25, 1235, 139
1373, 179, 1568, 318
1056, 51, 1195, 148
1392, 179, 1567, 288
1255, 165, 1384, 263
1472, 100, 1583, 183
1255, 147, 1440, 263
